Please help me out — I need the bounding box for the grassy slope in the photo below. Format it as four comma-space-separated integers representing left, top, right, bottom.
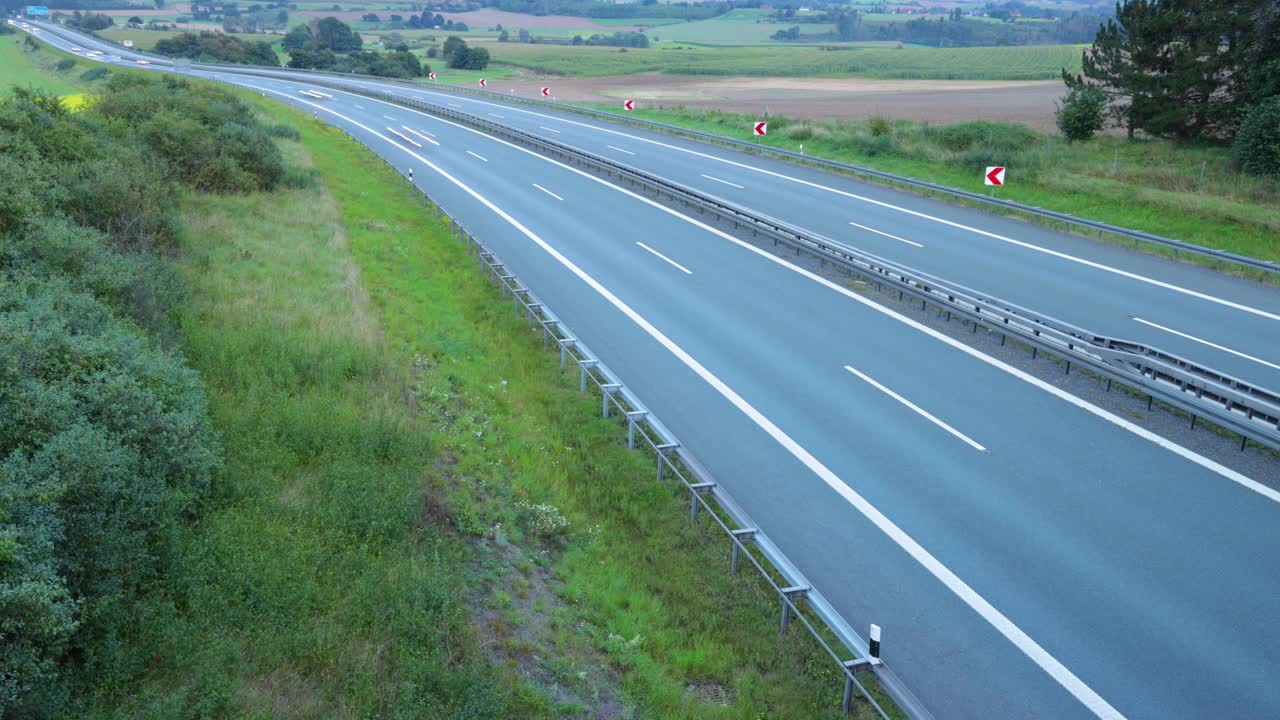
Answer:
488, 42, 1081, 79
0, 36, 87, 94
584, 105, 1280, 263
78, 85, 898, 716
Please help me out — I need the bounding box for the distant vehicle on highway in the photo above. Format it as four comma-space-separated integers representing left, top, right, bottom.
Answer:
135, 59, 150, 65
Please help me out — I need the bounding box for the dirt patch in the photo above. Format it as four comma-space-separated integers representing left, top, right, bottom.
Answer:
472, 536, 628, 718
481, 71, 1062, 129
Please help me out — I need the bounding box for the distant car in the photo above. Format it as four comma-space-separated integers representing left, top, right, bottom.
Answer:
72, 47, 81, 52
135, 59, 150, 65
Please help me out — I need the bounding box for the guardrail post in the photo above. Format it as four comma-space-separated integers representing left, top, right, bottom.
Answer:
688, 482, 715, 523
540, 318, 556, 347
626, 410, 647, 448
779, 585, 808, 634
579, 360, 598, 393
558, 338, 575, 368
601, 383, 622, 418
841, 658, 873, 713
730, 528, 756, 574
655, 443, 678, 481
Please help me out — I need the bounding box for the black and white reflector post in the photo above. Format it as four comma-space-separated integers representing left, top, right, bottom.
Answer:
869, 624, 881, 659
408, 168, 414, 182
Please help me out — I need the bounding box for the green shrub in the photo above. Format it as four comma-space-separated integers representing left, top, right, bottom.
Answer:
936, 120, 1037, 153
867, 114, 892, 137
1055, 84, 1107, 143
1233, 97, 1280, 176
0, 272, 219, 710
55, 58, 76, 72
79, 67, 108, 82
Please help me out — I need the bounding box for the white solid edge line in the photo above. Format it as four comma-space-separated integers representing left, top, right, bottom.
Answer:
607, 145, 636, 156
636, 242, 693, 275
237, 85, 1132, 720
532, 183, 563, 201
400, 125, 441, 146
1133, 317, 1280, 372
540, 125, 561, 133
404, 87, 1280, 323
384, 126, 421, 148
466, 150, 488, 162
850, 220, 924, 248
701, 173, 745, 190
845, 366, 985, 451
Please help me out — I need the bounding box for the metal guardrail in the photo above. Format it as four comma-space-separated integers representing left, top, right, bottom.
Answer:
251, 74, 1280, 453
363, 149, 925, 719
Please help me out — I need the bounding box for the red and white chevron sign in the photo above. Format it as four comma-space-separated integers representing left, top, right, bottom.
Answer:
624, 99, 634, 111
541, 87, 549, 97
428, 71, 436, 80
985, 166, 1006, 186
479, 78, 486, 88
754, 121, 767, 136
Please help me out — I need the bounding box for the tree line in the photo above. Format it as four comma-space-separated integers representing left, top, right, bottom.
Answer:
1058, 0, 1279, 175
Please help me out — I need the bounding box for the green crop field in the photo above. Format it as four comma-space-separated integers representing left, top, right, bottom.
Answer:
648, 17, 835, 44
489, 42, 1083, 80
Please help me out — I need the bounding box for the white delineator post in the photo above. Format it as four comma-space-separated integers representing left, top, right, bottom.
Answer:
869, 623, 881, 659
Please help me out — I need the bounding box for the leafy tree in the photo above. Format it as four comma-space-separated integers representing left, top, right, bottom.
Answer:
1233, 97, 1280, 176
312, 16, 361, 52
442, 35, 466, 63
1055, 83, 1107, 142
281, 22, 313, 51
497, 29, 508, 42
287, 45, 337, 69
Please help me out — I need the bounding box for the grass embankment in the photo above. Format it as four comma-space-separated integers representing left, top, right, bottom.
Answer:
87, 86, 898, 716
0, 35, 90, 94
588, 104, 1280, 263
489, 42, 1081, 79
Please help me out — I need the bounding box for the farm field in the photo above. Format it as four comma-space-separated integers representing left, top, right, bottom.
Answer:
438, 71, 1064, 128
649, 17, 835, 44
487, 42, 1083, 80
99, 27, 188, 50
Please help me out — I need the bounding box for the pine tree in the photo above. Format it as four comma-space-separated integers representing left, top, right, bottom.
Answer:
1080, 0, 1275, 140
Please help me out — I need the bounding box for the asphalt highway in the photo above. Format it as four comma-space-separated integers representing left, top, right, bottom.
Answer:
22, 22, 1280, 720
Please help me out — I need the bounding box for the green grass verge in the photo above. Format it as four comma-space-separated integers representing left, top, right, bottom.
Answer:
0, 35, 90, 94
77, 80, 902, 716
581, 103, 1280, 264
488, 42, 1082, 79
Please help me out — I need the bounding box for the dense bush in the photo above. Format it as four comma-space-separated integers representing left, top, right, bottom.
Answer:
935, 120, 1038, 153
0, 76, 290, 715
1055, 84, 1107, 143
153, 31, 278, 66
443, 37, 489, 70
1233, 97, 1280, 176
78, 67, 108, 82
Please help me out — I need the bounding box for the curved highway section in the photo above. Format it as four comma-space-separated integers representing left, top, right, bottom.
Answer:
22, 21, 1280, 720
